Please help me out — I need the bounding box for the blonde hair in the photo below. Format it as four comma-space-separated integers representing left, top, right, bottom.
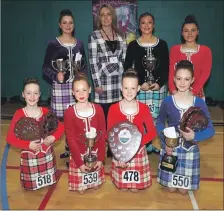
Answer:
96, 4, 122, 36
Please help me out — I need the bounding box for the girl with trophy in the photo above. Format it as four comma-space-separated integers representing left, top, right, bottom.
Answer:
42, 9, 88, 164
64, 73, 106, 194
6, 78, 64, 190
107, 69, 157, 192
124, 12, 169, 154
168, 15, 212, 99
156, 60, 214, 194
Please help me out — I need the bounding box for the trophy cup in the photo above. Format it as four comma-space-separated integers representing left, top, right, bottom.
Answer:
82, 127, 101, 172
52, 58, 69, 83
160, 127, 180, 173
71, 52, 85, 75
142, 47, 157, 86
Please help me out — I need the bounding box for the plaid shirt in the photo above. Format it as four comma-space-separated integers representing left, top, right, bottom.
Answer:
88, 30, 126, 103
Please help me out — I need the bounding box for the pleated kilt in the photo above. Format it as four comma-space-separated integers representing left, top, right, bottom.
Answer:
111, 146, 152, 190
157, 145, 200, 190
137, 84, 168, 119
51, 81, 75, 118
69, 157, 106, 191
20, 146, 57, 190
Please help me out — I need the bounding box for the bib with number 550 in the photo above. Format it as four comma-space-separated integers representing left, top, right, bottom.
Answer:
171, 174, 191, 189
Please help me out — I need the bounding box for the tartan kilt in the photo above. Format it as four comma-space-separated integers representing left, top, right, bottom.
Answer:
51, 81, 75, 117
69, 157, 106, 191
111, 146, 152, 189
20, 146, 57, 190
137, 84, 168, 119
157, 145, 200, 190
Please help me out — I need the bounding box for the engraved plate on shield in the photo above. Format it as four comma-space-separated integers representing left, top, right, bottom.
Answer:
108, 121, 142, 163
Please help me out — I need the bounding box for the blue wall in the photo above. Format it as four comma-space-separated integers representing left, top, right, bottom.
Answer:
1, 0, 223, 100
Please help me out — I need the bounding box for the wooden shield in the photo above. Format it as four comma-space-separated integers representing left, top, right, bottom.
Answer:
107, 121, 142, 163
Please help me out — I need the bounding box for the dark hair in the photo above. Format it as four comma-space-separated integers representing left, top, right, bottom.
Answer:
138, 12, 155, 35
58, 9, 75, 36
175, 60, 194, 77
23, 77, 40, 91
122, 68, 139, 84
181, 14, 199, 43
72, 73, 90, 89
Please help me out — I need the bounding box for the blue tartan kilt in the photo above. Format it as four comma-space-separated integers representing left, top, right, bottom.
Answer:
137, 84, 167, 119
51, 81, 76, 118
157, 145, 200, 190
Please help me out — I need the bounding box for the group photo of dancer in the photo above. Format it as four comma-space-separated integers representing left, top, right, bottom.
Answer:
2, 1, 223, 210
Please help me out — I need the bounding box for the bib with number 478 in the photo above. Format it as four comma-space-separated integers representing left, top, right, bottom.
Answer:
171, 174, 191, 189
122, 170, 140, 183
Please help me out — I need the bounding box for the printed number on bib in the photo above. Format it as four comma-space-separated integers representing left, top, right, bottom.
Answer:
36, 173, 53, 189
122, 170, 140, 183
82, 171, 99, 185
171, 174, 191, 189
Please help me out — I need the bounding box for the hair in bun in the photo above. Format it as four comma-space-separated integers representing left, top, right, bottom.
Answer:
23, 77, 40, 90
122, 68, 139, 83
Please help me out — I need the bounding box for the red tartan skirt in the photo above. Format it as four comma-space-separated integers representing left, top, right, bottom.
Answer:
20, 146, 57, 190
69, 157, 105, 191
111, 146, 152, 190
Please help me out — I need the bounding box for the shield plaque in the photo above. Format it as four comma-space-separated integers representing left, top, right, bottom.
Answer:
107, 121, 142, 163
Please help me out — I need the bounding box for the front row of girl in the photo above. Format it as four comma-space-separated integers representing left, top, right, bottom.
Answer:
6, 60, 214, 195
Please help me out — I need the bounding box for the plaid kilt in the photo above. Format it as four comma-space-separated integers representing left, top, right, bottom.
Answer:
51, 81, 75, 117
157, 145, 200, 190
111, 146, 152, 189
20, 146, 57, 190
137, 84, 168, 119
69, 157, 106, 191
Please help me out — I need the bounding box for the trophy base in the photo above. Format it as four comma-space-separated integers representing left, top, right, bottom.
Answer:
160, 154, 178, 173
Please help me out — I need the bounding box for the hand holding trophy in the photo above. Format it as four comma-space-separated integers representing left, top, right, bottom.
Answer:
52, 58, 69, 83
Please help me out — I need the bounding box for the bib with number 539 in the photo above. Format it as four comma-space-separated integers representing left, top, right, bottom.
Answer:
122, 170, 140, 183
171, 174, 191, 189
82, 171, 99, 186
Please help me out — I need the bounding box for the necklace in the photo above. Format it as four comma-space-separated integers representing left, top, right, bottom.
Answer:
101, 28, 117, 52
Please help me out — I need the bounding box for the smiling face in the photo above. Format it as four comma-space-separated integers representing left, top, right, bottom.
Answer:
22, 83, 40, 107
121, 77, 140, 102
182, 23, 199, 43
100, 7, 113, 28
72, 80, 91, 103
139, 15, 154, 35
59, 15, 74, 35
174, 68, 194, 92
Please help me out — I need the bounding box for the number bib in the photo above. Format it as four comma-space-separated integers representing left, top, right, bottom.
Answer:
122, 170, 140, 183
82, 171, 99, 186
36, 173, 54, 189
171, 174, 191, 189
109, 56, 118, 64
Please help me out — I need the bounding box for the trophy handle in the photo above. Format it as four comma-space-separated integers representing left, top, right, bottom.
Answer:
51, 60, 58, 71
95, 130, 102, 142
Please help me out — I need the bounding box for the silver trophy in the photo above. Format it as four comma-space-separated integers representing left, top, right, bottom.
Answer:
52, 58, 69, 83
142, 48, 157, 85
81, 127, 102, 172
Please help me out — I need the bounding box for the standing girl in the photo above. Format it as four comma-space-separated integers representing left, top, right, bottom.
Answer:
42, 9, 88, 161
157, 60, 214, 194
107, 69, 157, 192
6, 78, 64, 190
64, 73, 106, 194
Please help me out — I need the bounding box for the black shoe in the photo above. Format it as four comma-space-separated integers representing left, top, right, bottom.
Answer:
66, 161, 69, 168
60, 151, 70, 159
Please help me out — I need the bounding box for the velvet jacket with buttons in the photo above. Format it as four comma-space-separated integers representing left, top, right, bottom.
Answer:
124, 39, 169, 87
